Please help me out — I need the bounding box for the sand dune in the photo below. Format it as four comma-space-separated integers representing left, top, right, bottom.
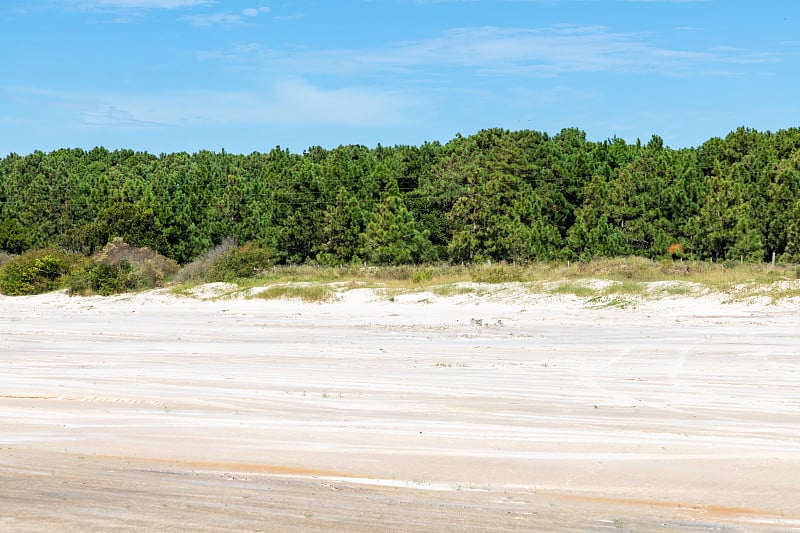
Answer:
1, 286, 799, 531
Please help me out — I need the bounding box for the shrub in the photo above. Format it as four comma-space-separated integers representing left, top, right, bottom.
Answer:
667, 243, 685, 258
0, 247, 85, 295
206, 241, 273, 282
411, 268, 434, 284
57, 221, 108, 256
67, 260, 141, 296
66, 238, 179, 296
173, 237, 237, 283
95, 238, 179, 288
0, 251, 13, 267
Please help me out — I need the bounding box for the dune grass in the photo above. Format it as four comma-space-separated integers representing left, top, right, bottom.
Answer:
252, 284, 336, 303
172, 258, 800, 303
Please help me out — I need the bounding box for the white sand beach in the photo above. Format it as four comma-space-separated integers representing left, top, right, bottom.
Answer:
1, 285, 799, 531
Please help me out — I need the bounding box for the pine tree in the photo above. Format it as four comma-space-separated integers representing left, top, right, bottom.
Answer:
317, 187, 367, 265
447, 171, 560, 263
359, 180, 431, 265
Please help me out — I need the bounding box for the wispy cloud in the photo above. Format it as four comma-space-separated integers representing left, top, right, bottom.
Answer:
184, 12, 243, 26
271, 12, 304, 22
243, 7, 270, 17
81, 105, 170, 128
184, 6, 271, 26
67, 0, 213, 8
4, 80, 413, 130
203, 25, 776, 78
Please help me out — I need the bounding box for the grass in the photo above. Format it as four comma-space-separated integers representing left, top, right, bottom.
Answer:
533, 258, 800, 303
587, 295, 637, 310
252, 284, 336, 303
548, 281, 605, 298
430, 285, 476, 297
654, 282, 697, 297
169, 258, 800, 303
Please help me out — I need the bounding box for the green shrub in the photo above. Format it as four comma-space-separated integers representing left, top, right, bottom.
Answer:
66, 238, 179, 296
0, 247, 85, 295
411, 268, 434, 284
67, 260, 143, 296
207, 241, 273, 282
57, 221, 109, 256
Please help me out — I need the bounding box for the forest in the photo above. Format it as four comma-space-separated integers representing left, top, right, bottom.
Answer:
2, 126, 800, 270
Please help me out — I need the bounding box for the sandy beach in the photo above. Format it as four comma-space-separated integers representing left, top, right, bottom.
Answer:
1, 284, 799, 532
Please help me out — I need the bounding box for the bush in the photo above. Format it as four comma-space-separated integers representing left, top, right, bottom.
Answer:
206, 241, 274, 282
57, 221, 108, 256
411, 268, 434, 284
0, 251, 13, 267
0, 247, 85, 295
67, 260, 141, 296
173, 237, 238, 283
66, 238, 179, 296
95, 238, 179, 288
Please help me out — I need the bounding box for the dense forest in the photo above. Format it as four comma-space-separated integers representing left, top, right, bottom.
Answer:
2, 126, 800, 266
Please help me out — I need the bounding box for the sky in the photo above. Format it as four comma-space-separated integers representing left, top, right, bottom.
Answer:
0, 1, 798, 156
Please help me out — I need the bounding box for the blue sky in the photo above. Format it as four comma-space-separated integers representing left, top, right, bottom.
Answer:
1, 1, 798, 156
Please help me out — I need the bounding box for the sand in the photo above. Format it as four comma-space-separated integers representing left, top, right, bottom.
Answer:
1, 284, 799, 532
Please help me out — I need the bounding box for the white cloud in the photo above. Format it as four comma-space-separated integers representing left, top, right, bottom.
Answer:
243, 6, 270, 17
266, 79, 408, 126
80, 105, 170, 128
184, 12, 242, 26
185, 6, 270, 26
6, 80, 412, 130
271, 12, 303, 22
208, 25, 773, 79
73, 0, 212, 8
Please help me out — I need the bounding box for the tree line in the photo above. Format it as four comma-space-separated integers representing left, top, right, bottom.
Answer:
2, 126, 800, 266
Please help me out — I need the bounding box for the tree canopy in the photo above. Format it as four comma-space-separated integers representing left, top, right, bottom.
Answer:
3, 126, 800, 265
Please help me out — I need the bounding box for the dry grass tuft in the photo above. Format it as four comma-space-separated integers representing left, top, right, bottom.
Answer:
252, 284, 335, 303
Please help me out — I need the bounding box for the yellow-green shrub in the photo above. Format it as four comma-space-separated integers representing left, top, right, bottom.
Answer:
0, 247, 85, 295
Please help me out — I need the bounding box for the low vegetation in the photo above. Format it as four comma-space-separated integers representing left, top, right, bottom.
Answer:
182, 256, 800, 303
0, 247, 85, 296
252, 284, 335, 303
66, 238, 179, 296
2, 239, 800, 303
6, 125, 800, 299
